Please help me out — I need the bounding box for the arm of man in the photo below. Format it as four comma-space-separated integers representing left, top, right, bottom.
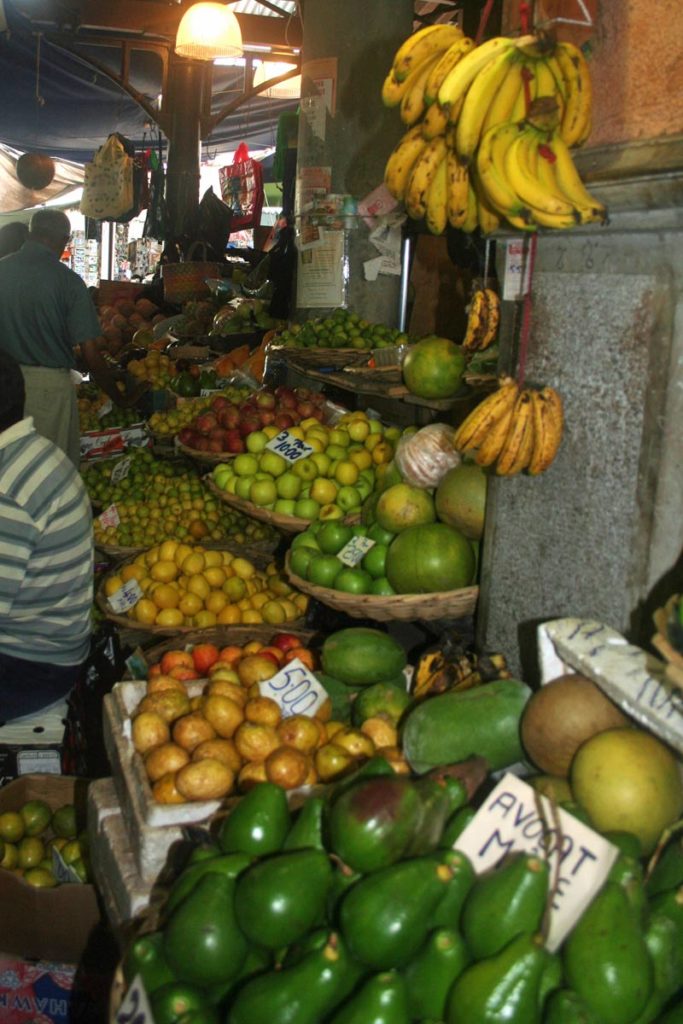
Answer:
80, 339, 148, 407
0, 496, 37, 618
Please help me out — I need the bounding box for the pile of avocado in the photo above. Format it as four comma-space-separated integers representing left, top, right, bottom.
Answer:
122, 763, 683, 1024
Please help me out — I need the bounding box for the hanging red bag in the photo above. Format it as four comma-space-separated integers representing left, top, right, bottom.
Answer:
218, 142, 265, 231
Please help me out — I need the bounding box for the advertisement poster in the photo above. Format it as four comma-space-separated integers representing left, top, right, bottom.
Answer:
296, 230, 345, 308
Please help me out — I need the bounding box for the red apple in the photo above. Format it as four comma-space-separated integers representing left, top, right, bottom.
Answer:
178, 427, 195, 446
211, 396, 231, 412
296, 401, 314, 418
209, 427, 227, 443
258, 409, 276, 426
239, 416, 261, 438
274, 413, 295, 430
225, 432, 245, 453
196, 412, 217, 434
256, 390, 276, 410
271, 633, 303, 654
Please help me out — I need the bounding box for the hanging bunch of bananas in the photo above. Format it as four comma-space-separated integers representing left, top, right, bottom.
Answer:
453, 376, 564, 476
462, 285, 501, 351
382, 25, 604, 236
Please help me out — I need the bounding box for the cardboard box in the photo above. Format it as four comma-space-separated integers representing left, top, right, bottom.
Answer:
0, 703, 68, 788
79, 423, 151, 462
0, 775, 101, 963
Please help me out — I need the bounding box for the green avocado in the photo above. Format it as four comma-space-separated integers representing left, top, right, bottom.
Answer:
404, 928, 470, 1020
446, 932, 550, 1024
163, 873, 247, 988
217, 781, 290, 857
328, 970, 410, 1024
122, 930, 175, 994
163, 852, 251, 919
283, 795, 325, 851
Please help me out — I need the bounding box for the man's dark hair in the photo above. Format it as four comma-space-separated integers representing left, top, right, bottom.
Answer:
0, 221, 29, 259
0, 351, 26, 430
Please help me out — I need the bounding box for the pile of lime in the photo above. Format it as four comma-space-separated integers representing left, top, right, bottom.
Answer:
276, 308, 411, 351
0, 800, 88, 888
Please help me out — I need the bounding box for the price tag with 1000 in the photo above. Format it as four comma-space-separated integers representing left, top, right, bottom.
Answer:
265, 430, 315, 464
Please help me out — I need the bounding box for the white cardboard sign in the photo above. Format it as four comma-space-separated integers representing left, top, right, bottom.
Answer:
337, 535, 375, 567
258, 657, 328, 717
108, 579, 143, 614
265, 430, 314, 464
98, 503, 120, 529
116, 975, 154, 1024
454, 773, 619, 952
110, 456, 133, 483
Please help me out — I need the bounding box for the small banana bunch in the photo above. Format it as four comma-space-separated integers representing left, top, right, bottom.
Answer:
454, 376, 564, 476
383, 26, 603, 235
463, 286, 500, 351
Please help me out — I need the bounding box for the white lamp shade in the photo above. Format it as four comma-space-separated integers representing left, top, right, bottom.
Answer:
253, 61, 301, 99
175, 2, 243, 61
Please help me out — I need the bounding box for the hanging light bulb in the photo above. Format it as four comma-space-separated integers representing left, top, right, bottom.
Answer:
253, 60, 301, 99
175, 2, 244, 61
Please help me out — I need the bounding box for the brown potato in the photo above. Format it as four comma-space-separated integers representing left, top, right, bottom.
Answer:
192, 738, 242, 773
277, 715, 324, 755
202, 695, 245, 738
175, 758, 235, 800
146, 674, 187, 695
145, 742, 190, 782
237, 654, 279, 688
233, 722, 281, 763
314, 742, 356, 783
152, 772, 187, 804
245, 696, 282, 728
132, 711, 170, 754
172, 712, 217, 752
237, 760, 268, 792
138, 690, 191, 723
334, 728, 375, 759
314, 697, 332, 723
264, 745, 311, 790
206, 680, 248, 706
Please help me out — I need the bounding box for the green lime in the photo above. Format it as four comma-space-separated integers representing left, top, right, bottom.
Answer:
23, 867, 57, 889
17, 836, 45, 869
289, 546, 316, 578
362, 543, 388, 580
307, 554, 343, 589
51, 802, 78, 838
334, 568, 372, 595
20, 799, 52, 837
0, 811, 25, 844
369, 577, 396, 596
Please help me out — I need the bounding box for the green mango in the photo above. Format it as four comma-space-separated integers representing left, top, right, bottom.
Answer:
339, 856, 452, 969
315, 672, 356, 722
563, 881, 653, 1024
163, 874, 247, 988
234, 848, 332, 949
217, 781, 290, 857
446, 932, 550, 1024
432, 849, 475, 929
122, 930, 175, 994
542, 988, 603, 1023
227, 931, 363, 1024
328, 970, 410, 1024
151, 982, 210, 1024
403, 928, 470, 1020
645, 838, 683, 897
439, 805, 476, 849
163, 852, 251, 919
460, 853, 550, 959
630, 912, 683, 1024
608, 853, 648, 920
283, 795, 325, 851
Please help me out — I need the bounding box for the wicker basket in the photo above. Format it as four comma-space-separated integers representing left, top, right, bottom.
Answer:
285, 553, 478, 623
174, 439, 240, 465
268, 346, 366, 369
161, 243, 223, 304
95, 539, 277, 566
126, 625, 317, 674
652, 595, 683, 691
205, 477, 359, 535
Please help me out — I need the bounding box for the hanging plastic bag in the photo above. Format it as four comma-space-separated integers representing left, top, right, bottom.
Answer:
197, 185, 233, 258
218, 142, 265, 230
79, 133, 134, 220
394, 423, 462, 489
143, 145, 169, 241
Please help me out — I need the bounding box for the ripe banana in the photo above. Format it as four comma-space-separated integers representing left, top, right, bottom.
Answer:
475, 400, 516, 467
463, 287, 500, 352
405, 135, 448, 219
495, 389, 535, 476
424, 36, 475, 106
384, 126, 429, 200
528, 386, 564, 475
454, 377, 519, 452
446, 150, 470, 228
425, 154, 449, 235
392, 23, 464, 82
547, 133, 606, 223
476, 189, 502, 235
400, 52, 444, 126
455, 47, 517, 162
503, 132, 576, 218
438, 35, 523, 116
422, 100, 449, 140
461, 178, 479, 232
476, 123, 529, 222
480, 57, 525, 138
555, 41, 592, 147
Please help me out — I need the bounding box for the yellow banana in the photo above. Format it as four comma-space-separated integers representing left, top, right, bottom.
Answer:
400, 52, 444, 126
455, 47, 518, 162
382, 70, 408, 107
424, 36, 475, 106
476, 189, 502, 235
425, 155, 449, 235
476, 122, 529, 221
446, 150, 470, 228
475, 400, 516, 467
384, 125, 430, 200
422, 100, 450, 140
532, 57, 561, 103
454, 377, 519, 451
547, 133, 606, 223
438, 35, 525, 115
510, 63, 532, 122
462, 289, 489, 351
542, 54, 567, 119
480, 288, 501, 348
405, 135, 448, 219
503, 131, 576, 218
555, 41, 592, 147
495, 389, 535, 476
393, 23, 464, 82
528, 386, 564, 475
480, 57, 525, 137
462, 179, 479, 232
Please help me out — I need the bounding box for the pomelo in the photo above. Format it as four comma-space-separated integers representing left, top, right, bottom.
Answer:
375, 483, 435, 533
435, 463, 487, 541
402, 336, 466, 399
385, 522, 475, 594
570, 727, 683, 854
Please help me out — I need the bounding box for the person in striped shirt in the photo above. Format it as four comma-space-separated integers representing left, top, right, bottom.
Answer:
0, 351, 93, 722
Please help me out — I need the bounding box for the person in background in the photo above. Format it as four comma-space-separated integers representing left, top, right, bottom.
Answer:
0, 208, 144, 467
0, 352, 93, 723
0, 220, 29, 258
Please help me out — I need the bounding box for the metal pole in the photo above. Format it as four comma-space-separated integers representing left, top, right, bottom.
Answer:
398, 231, 413, 332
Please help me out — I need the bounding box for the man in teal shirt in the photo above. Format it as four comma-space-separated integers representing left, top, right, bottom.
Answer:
0, 208, 141, 466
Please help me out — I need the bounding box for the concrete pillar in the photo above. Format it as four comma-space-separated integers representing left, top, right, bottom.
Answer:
164, 54, 205, 248
295, 0, 414, 324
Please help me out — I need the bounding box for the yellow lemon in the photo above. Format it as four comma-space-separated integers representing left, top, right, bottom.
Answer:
182, 552, 206, 575
293, 593, 309, 614
159, 539, 179, 562
121, 563, 146, 583
204, 566, 226, 588
194, 610, 217, 628
135, 599, 159, 624
179, 592, 203, 617
203, 550, 223, 568
334, 460, 359, 486
223, 577, 246, 602
250, 592, 269, 610
174, 543, 194, 567
187, 574, 210, 601
231, 558, 255, 580
263, 425, 279, 439
152, 584, 180, 610
278, 598, 299, 621
206, 591, 228, 615
217, 604, 241, 625
287, 426, 305, 441
220, 551, 235, 566
104, 575, 124, 597
156, 608, 185, 628
150, 560, 179, 583
261, 600, 286, 625
242, 609, 263, 624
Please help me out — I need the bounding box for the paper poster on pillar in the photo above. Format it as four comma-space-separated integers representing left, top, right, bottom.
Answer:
296, 166, 332, 218
301, 58, 337, 141
296, 230, 345, 309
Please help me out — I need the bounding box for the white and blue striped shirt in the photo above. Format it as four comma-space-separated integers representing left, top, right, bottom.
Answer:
0, 417, 93, 665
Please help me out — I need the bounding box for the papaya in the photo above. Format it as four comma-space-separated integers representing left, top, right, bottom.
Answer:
401, 679, 532, 773
402, 335, 466, 400
321, 628, 406, 687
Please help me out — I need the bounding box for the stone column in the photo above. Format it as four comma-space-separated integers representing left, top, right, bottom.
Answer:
164, 54, 206, 248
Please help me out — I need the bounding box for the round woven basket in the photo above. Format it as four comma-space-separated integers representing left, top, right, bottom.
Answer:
268, 345, 366, 369
284, 553, 479, 623
128, 624, 317, 674
95, 538, 277, 565
205, 477, 357, 534
175, 439, 240, 465
652, 595, 683, 692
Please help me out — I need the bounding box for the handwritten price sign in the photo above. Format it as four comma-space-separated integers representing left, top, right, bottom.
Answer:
110, 456, 133, 483
116, 975, 154, 1024
98, 503, 120, 529
108, 578, 143, 614
259, 658, 328, 717
265, 430, 315, 464
338, 535, 375, 567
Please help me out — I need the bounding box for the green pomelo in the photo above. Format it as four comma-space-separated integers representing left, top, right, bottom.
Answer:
385, 523, 475, 594
435, 463, 487, 541
376, 483, 435, 533
402, 336, 466, 399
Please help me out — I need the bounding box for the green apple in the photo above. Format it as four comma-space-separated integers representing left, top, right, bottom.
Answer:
334, 567, 373, 594
276, 471, 302, 500
299, 483, 312, 499
225, 475, 239, 495
355, 478, 373, 502
307, 554, 343, 588
336, 485, 362, 513
319, 503, 344, 521
233, 453, 259, 477
347, 419, 370, 442
259, 451, 287, 478
359, 468, 376, 488
246, 430, 269, 454
384, 426, 402, 444
293, 458, 318, 482
294, 497, 321, 521
235, 475, 254, 500
253, 471, 273, 481
250, 478, 277, 507
212, 466, 233, 491
289, 545, 316, 578
274, 498, 297, 516
311, 452, 331, 477
362, 543, 388, 579
325, 444, 348, 462
367, 418, 383, 435
328, 428, 350, 448
311, 477, 338, 505
317, 522, 354, 555
291, 530, 320, 551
